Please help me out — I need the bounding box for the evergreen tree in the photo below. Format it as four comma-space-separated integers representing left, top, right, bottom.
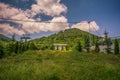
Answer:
85, 36, 90, 52
95, 41, 100, 53
15, 41, 19, 54
114, 39, 119, 54
104, 30, 112, 53
76, 41, 82, 52
12, 34, 15, 41
22, 43, 27, 51
0, 43, 4, 58
18, 42, 22, 53
7, 42, 15, 55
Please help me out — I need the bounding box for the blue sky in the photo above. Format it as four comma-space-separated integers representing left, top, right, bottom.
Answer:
0, 0, 120, 39
62, 0, 120, 37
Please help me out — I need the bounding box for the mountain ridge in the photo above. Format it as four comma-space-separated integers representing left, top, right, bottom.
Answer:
0, 34, 11, 42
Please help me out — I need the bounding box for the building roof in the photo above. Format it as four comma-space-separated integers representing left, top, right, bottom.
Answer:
53, 44, 67, 46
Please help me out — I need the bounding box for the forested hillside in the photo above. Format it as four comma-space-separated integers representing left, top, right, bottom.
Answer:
31, 28, 99, 50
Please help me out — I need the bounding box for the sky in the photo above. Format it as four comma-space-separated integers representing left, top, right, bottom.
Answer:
0, 0, 120, 39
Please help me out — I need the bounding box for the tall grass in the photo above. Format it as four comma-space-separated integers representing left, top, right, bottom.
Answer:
0, 50, 120, 80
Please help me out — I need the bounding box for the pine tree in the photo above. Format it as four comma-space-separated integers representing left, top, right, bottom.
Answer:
114, 39, 119, 54
12, 34, 15, 41
7, 42, 15, 55
15, 41, 19, 54
18, 42, 22, 53
85, 36, 90, 53
76, 41, 82, 52
0, 43, 4, 58
95, 41, 100, 53
104, 30, 112, 53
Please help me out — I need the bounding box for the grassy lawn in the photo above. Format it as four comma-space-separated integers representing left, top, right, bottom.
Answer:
0, 50, 120, 80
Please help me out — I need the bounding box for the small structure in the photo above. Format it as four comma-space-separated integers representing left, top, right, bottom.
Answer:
53, 44, 67, 51
99, 45, 113, 53
99, 44, 120, 53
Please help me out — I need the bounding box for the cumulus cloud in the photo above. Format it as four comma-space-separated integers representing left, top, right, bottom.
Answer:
0, 0, 68, 35
0, 24, 25, 35
71, 21, 99, 32
0, 3, 23, 18
0, 1, 100, 36
47, 16, 69, 31
20, 16, 69, 33
31, 0, 67, 16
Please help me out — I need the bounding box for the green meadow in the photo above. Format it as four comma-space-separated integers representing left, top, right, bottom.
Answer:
0, 50, 120, 80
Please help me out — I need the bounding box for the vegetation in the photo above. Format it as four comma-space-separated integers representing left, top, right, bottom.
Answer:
84, 36, 90, 52
114, 39, 119, 54
0, 42, 4, 58
0, 28, 120, 80
75, 41, 82, 52
0, 41, 37, 58
95, 41, 100, 53
31, 28, 98, 50
0, 34, 11, 42
0, 50, 120, 80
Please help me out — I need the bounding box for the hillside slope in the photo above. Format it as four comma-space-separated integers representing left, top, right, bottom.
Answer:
31, 28, 99, 50
0, 34, 11, 42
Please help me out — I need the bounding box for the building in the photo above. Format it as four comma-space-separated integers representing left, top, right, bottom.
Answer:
53, 44, 67, 51
99, 44, 120, 53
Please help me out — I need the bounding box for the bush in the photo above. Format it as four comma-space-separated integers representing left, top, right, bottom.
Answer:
114, 39, 119, 54
84, 36, 90, 52
75, 41, 82, 52
0, 43, 4, 58
95, 41, 100, 53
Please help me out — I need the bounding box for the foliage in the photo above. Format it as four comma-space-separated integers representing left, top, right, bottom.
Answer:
105, 38, 113, 53
0, 34, 11, 42
31, 28, 98, 50
29, 42, 38, 50
0, 42, 4, 58
95, 41, 100, 53
114, 39, 119, 54
0, 50, 120, 80
0, 41, 38, 57
84, 36, 90, 52
75, 41, 82, 52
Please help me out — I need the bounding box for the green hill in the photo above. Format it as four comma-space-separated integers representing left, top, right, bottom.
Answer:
0, 34, 11, 42
31, 28, 99, 50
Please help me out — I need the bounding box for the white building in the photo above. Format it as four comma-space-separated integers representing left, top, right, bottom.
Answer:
99, 44, 120, 53
53, 44, 67, 51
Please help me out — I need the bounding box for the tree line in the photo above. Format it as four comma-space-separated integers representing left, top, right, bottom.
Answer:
0, 35, 120, 59
75, 36, 120, 55
0, 41, 38, 58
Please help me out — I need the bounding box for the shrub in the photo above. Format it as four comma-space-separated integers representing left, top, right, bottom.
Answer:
114, 39, 119, 54
76, 41, 82, 52
95, 41, 100, 53
0, 43, 4, 58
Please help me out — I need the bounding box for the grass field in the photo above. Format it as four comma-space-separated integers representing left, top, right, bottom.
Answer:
0, 50, 120, 80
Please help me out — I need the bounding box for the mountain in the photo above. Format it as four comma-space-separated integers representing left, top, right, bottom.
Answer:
31, 28, 99, 50
0, 34, 11, 42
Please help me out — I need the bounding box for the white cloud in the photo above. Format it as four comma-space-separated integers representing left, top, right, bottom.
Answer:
0, 24, 25, 35
0, 3, 23, 18
0, 1, 68, 35
71, 21, 99, 32
47, 16, 69, 31
31, 0, 67, 16
0, 1, 99, 36
20, 16, 69, 33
